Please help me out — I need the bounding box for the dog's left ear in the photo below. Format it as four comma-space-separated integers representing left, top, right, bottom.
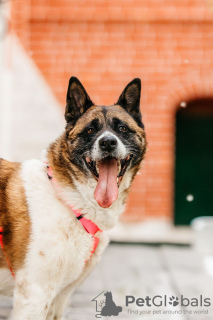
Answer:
116, 78, 143, 127
65, 77, 94, 125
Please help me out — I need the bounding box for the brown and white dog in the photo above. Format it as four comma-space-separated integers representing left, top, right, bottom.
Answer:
0, 77, 147, 319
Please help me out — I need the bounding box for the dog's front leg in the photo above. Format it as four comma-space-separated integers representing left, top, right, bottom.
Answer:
45, 258, 98, 320
46, 285, 72, 320
11, 278, 54, 320
46, 258, 98, 320
46, 233, 109, 320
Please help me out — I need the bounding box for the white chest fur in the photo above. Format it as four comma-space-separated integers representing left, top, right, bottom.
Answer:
20, 160, 108, 296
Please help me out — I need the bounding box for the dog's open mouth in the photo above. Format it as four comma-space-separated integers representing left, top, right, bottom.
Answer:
84, 155, 132, 208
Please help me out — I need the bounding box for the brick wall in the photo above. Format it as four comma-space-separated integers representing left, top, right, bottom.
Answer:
10, 0, 213, 222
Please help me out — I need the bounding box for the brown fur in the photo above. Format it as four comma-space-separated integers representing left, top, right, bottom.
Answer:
47, 133, 78, 185
0, 159, 30, 272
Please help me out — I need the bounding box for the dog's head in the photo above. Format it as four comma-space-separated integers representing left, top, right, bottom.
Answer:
64, 77, 146, 208
104, 291, 112, 299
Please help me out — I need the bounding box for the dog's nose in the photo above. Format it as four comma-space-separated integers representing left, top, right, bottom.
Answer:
99, 136, 118, 152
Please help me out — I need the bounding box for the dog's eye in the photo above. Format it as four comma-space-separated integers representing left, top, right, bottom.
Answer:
87, 128, 95, 134
118, 125, 128, 133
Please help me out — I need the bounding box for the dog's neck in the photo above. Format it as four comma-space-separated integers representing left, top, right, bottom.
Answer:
44, 136, 131, 231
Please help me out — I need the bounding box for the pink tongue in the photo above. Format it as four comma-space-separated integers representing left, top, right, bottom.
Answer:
94, 158, 118, 208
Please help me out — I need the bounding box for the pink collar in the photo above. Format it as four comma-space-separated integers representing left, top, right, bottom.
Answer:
46, 165, 102, 258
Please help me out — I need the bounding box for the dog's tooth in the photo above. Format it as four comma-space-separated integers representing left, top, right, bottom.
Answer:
96, 162, 99, 174
117, 177, 119, 183
118, 161, 121, 171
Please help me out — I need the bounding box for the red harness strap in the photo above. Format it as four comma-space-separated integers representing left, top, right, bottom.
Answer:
0, 228, 15, 278
46, 165, 102, 260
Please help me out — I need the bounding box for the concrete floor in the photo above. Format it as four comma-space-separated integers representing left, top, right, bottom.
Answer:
1, 243, 213, 320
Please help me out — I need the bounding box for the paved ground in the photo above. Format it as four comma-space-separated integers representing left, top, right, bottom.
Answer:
1, 243, 213, 320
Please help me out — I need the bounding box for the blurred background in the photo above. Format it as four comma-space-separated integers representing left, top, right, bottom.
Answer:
0, 0, 213, 242
1, 1, 213, 319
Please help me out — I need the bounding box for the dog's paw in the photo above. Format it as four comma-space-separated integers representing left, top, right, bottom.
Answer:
169, 296, 179, 307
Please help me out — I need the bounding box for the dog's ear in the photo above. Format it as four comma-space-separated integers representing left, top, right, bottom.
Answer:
116, 78, 143, 127
65, 77, 94, 125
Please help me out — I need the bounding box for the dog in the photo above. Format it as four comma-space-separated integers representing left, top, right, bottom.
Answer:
0, 76, 147, 319
101, 291, 122, 316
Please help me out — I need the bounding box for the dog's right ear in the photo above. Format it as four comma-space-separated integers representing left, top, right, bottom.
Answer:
116, 78, 143, 128
65, 77, 94, 126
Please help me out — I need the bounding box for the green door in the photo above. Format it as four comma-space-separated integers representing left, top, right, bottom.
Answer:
175, 99, 213, 225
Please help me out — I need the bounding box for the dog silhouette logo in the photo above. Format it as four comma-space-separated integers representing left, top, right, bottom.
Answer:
92, 291, 122, 318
